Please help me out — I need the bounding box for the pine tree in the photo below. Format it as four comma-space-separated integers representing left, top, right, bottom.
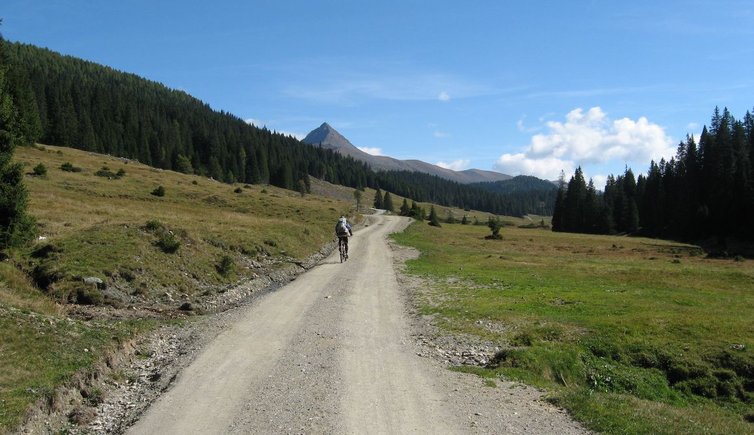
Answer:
428, 206, 441, 227
353, 189, 362, 210
374, 188, 383, 209
383, 191, 394, 212
0, 32, 34, 250
399, 198, 410, 216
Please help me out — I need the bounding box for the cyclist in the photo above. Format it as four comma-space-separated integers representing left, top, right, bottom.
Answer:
335, 216, 353, 259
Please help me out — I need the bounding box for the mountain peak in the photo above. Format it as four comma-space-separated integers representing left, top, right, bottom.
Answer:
303, 122, 352, 149
302, 123, 513, 184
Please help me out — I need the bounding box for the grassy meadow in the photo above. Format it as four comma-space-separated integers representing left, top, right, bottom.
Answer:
393, 221, 754, 434
0, 144, 355, 432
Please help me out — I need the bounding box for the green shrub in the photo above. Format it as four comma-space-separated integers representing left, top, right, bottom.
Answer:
216, 255, 235, 276
156, 232, 180, 253
151, 186, 166, 197
144, 220, 164, 232
32, 163, 47, 176
60, 162, 82, 172
94, 166, 122, 178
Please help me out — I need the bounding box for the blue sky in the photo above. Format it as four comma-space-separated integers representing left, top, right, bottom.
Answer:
3, 1, 754, 187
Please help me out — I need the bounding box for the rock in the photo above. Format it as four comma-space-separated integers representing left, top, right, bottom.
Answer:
179, 302, 193, 311
83, 276, 105, 289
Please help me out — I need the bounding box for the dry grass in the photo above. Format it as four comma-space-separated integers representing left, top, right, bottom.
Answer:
0, 143, 359, 432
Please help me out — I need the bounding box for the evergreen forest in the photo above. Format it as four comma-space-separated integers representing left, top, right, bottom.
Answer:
4, 41, 552, 217
552, 107, 754, 243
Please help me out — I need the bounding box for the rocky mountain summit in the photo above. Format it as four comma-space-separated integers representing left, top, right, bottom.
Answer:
303, 123, 512, 184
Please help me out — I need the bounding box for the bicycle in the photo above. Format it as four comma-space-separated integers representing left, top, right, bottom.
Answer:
338, 236, 349, 263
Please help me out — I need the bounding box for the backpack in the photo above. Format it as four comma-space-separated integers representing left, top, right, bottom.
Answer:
336, 221, 349, 236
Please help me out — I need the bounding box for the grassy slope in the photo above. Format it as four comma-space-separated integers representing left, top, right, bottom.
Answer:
0, 144, 355, 432
393, 222, 754, 434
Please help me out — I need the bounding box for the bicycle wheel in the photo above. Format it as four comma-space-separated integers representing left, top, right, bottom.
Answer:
339, 241, 345, 263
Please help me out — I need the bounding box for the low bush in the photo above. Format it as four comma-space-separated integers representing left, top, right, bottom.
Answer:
32, 163, 47, 176
216, 255, 235, 276
151, 185, 166, 197
60, 162, 82, 172
156, 232, 180, 253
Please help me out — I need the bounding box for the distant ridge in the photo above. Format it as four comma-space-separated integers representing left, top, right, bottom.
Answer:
302, 123, 512, 184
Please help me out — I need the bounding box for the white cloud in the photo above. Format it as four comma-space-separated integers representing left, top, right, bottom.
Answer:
436, 159, 470, 171
358, 147, 383, 156
590, 174, 608, 191
245, 118, 264, 127
495, 107, 674, 180
438, 91, 451, 102
495, 153, 575, 180
433, 131, 449, 138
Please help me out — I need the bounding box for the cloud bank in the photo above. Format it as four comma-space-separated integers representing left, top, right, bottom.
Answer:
495, 107, 675, 180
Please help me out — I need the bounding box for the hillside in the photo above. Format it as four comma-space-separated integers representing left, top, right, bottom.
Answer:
5, 42, 549, 217
5, 42, 376, 192
0, 143, 359, 431
303, 122, 512, 184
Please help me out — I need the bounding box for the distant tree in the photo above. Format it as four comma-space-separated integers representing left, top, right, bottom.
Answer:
175, 154, 193, 174
410, 201, 424, 221
298, 179, 307, 197
383, 191, 394, 212
461, 214, 469, 225
486, 216, 503, 239
353, 189, 362, 209
374, 188, 383, 209
399, 198, 410, 216
428, 206, 441, 227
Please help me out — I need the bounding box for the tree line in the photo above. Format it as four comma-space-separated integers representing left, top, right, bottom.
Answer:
552, 107, 754, 243
4, 40, 553, 217
373, 171, 555, 217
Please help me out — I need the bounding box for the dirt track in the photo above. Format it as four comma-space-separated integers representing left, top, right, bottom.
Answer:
126, 214, 588, 434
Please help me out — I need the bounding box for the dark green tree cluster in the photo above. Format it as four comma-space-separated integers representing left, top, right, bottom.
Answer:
553, 107, 754, 243
375, 171, 555, 217
0, 30, 35, 251
5, 42, 374, 191
552, 167, 638, 234
398, 199, 425, 220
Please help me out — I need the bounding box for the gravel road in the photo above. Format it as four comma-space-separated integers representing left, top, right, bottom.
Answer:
125, 214, 588, 434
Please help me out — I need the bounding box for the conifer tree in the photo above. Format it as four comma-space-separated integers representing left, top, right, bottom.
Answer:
400, 198, 410, 216
374, 188, 383, 209
428, 206, 441, 227
0, 31, 34, 250
383, 191, 394, 212
353, 189, 362, 210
